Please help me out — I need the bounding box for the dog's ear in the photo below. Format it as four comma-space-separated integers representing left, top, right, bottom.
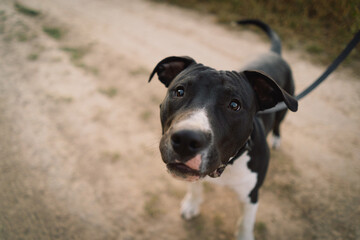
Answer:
244, 70, 298, 112
148, 56, 196, 87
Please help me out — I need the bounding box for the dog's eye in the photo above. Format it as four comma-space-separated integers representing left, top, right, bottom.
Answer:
175, 86, 185, 97
229, 99, 241, 111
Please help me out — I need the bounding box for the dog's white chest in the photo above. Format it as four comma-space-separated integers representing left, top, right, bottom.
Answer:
205, 152, 258, 203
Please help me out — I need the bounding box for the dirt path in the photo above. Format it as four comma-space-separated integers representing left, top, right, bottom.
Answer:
0, 0, 359, 239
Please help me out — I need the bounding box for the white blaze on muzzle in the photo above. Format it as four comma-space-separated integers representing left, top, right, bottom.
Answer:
171, 109, 212, 175
171, 109, 212, 133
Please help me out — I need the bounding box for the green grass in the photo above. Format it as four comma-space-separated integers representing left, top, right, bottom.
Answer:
184, 216, 205, 235
101, 151, 121, 163
150, 0, 360, 70
61, 46, 88, 61
98, 87, 118, 98
0, 25, 5, 35
140, 110, 152, 121
255, 221, 268, 240
27, 53, 39, 61
0, 10, 7, 22
58, 96, 73, 103
75, 62, 99, 75
306, 44, 324, 54
61, 46, 99, 75
213, 214, 224, 229
46, 94, 73, 103
143, 193, 163, 218
43, 26, 63, 40
16, 32, 28, 42
14, 2, 41, 17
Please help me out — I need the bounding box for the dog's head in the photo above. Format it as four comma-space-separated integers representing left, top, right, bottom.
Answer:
149, 56, 297, 181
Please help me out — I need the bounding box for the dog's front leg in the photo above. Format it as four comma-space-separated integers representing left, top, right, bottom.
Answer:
236, 202, 259, 240
180, 181, 203, 220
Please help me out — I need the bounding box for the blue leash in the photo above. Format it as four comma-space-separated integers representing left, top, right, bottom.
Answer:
259, 30, 360, 114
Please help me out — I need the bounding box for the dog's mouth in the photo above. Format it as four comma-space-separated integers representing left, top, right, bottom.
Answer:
165, 152, 224, 180
166, 163, 202, 182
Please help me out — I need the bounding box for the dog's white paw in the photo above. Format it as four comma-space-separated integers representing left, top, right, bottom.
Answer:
180, 193, 202, 220
272, 135, 281, 150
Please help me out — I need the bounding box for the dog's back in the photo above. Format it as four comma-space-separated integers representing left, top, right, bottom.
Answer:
238, 20, 295, 140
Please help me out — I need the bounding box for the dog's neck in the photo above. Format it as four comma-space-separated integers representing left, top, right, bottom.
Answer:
208, 136, 253, 178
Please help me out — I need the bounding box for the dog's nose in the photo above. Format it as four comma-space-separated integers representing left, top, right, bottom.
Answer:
171, 130, 210, 158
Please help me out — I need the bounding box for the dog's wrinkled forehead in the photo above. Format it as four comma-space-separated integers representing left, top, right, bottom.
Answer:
170, 65, 254, 107
170, 64, 250, 92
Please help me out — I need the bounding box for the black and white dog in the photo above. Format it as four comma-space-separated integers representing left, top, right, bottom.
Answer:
149, 20, 297, 240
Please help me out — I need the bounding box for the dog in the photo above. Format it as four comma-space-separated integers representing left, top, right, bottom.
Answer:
148, 19, 297, 240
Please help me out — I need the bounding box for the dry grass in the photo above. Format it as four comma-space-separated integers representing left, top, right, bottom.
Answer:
143, 193, 163, 218
151, 0, 360, 70
43, 26, 63, 40
14, 2, 41, 17
98, 87, 118, 98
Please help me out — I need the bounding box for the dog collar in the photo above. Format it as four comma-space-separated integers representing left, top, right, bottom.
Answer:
208, 138, 252, 178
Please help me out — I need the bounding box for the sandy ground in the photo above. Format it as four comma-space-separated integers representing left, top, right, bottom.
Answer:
0, 0, 359, 239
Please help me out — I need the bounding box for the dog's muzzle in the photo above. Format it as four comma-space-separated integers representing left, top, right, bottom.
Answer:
171, 130, 210, 157
163, 129, 211, 181
166, 154, 202, 182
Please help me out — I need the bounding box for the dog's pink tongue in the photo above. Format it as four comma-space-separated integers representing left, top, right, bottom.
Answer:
184, 154, 201, 171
